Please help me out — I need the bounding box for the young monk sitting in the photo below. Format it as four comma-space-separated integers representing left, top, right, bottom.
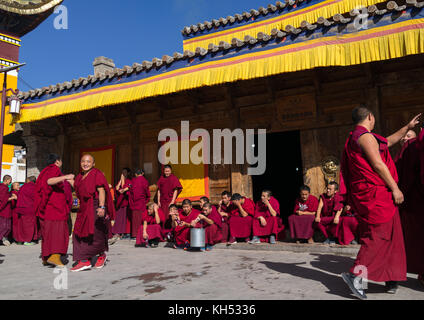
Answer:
337, 203, 359, 245
217, 191, 232, 243
250, 190, 283, 244
288, 185, 319, 244
135, 203, 163, 248
314, 182, 344, 244
228, 193, 255, 244
171, 199, 200, 250
196, 202, 223, 251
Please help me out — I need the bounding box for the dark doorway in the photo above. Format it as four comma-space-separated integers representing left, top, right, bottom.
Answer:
252, 131, 304, 226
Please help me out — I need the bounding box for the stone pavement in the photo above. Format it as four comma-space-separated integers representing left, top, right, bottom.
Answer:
0, 240, 423, 300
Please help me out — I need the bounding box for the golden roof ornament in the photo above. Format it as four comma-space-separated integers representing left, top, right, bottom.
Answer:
321, 156, 340, 184
0, 0, 63, 15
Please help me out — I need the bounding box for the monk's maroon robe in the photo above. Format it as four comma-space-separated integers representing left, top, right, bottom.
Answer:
136, 211, 163, 245
0, 184, 12, 240
396, 130, 424, 275
228, 198, 255, 240
253, 197, 285, 241
288, 195, 319, 240
340, 125, 407, 282
35, 165, 73, 259
73, 168, 115, 261
314, 193, 344, 239
337, 202, 359, 245
200, 206, 223, 245
112, 178, 131, 235
129, 176, 150, 238
15, 182, 38, 243
157, 174, 182, 223
219, 203, 232, 243
174, 208, 200, 246
10, 190, 18, 241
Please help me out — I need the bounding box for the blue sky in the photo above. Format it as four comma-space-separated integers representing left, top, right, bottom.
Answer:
18, 0, 272, 91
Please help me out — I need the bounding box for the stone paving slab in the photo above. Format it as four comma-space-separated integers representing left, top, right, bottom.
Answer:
0, 240, 422, 300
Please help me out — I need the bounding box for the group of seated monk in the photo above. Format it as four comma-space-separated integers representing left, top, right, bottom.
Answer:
288, 183, 359, 245
130, 182, 359, 251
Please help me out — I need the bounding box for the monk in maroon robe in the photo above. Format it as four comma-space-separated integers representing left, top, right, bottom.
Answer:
35, 154, 74, 267
340, 107, 420, 299
250, 190, 284, 244
9, 182, 19, 243
112, 168, 132, 238
337, 203, 359, 246
288, 186, 319, 244
197, 202, 223, 250
157, 165, 182, 226
71, 154, 115, 272
396, 127, 424, 285
15, 177, 38, 245
314, 182, 344, 244
128, 169, 150, 239
218, 191, 232, 243
228, 193, 255, 244
171, 199, 200, 249
394, 130, 417, 163
136, 203, 163, 247
0, 175, 15, 246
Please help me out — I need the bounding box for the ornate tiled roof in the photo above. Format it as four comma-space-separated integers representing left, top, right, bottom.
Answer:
17, 0, 424, 123
19, 0, 423, 101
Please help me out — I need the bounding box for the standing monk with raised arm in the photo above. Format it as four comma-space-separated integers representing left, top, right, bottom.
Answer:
340, 106, 421, 300
35, 154, 74, 267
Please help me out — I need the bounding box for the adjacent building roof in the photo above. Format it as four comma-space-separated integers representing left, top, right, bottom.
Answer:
18, 0, 424, 123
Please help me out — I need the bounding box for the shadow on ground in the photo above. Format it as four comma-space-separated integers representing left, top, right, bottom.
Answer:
260, 260, 356, 299
0, 253, 4, 265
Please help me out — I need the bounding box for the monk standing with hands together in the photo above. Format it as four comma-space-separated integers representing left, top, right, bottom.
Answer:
341, 106, 421, 300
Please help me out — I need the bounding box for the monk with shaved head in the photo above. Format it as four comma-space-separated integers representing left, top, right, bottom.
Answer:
340, 106, 421, 299
35, 154, 74, 266
396, 123, 424, 286
11, 182, 20, 243
0, 175, 15, 246
15, 176, 38, 245
70, 154, 115, 272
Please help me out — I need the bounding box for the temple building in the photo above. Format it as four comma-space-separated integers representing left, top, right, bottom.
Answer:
0, 0, 63, 182
15, 0, 424, 221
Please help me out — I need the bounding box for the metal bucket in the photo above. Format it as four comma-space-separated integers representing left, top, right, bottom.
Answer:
190, 228, 205, 248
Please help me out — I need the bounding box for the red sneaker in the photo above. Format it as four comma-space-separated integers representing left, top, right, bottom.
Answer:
94, 254, 106, 269
71, 260, 92, 272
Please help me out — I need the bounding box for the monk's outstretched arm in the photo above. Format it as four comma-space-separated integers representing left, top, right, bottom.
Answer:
47, 174, 74, 186
386, 114, 421, 147
359, 134, 404, 204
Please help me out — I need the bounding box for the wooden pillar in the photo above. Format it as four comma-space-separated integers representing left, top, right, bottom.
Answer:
300, 129, 325, 198
130, 123, 140, 170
